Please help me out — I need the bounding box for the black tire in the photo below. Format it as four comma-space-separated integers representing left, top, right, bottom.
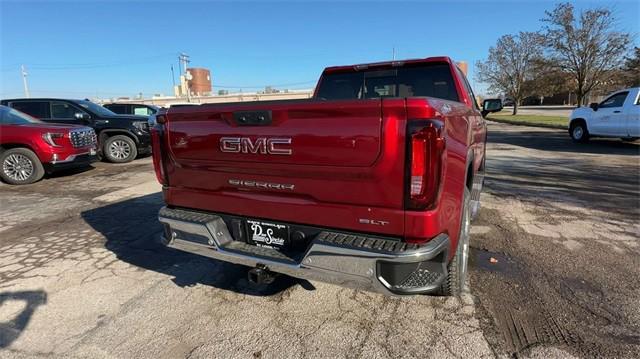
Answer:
0, 147, 45, 185
570, 121, 589, 143
103, 135, 137, 163
437, 188, 471, 297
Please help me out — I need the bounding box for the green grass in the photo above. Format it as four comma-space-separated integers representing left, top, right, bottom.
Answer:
486, 113, 568, 129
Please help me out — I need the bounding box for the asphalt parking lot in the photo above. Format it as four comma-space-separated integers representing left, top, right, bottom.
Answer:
0, 121, 638, 358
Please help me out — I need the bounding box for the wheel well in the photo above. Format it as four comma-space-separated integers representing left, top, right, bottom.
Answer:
466, 161, 474, 191
570, 118, 586, 129
0, 143, 36, 153
98, 131, 137, 145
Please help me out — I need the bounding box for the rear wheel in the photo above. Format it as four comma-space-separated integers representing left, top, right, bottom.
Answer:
103, 135, 137, 163
437, 188, 470, 296
570, 121, 589, 142
0, 148, 45, 185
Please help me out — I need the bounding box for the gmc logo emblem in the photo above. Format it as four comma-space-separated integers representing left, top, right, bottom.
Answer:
219, 137, 292, 155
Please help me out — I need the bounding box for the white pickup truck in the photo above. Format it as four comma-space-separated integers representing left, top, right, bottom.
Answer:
569, 87, 640, 142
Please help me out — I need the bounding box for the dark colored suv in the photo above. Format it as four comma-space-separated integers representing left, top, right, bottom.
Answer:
103, 103, 160, 116
0, 98, 150, 163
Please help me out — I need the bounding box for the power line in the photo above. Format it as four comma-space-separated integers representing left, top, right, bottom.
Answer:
0, 89, 164, 96
1, 53, 176, 71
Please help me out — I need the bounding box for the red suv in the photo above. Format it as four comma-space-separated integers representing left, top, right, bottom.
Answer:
0, 105, 97, 185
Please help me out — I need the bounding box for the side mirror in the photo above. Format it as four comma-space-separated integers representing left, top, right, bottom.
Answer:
589, 103, 599, 111
482, 99, 503, 117
74, 112, 91, 121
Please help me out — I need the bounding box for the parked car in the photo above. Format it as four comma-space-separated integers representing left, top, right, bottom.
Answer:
569, 87, 640, 142
103, 103, 160, 116
0, 98, 151, 163
152, 56, 500, 296
0, 105, 97, 184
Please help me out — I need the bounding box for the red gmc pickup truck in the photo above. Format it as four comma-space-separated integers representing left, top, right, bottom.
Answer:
151, 57, 501, 296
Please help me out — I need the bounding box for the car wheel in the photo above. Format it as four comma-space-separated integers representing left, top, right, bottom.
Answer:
437, 188, 471, 297
0, 148, 45, 185
570, 121, 589, 142
103, 135, 137, 163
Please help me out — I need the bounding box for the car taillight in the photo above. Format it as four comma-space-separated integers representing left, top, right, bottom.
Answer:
406, 120, 445, 210
151, 125, 167, 185
42, 132, 65, 147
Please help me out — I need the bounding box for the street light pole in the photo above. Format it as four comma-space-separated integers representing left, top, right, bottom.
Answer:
21, 65, 30, 98
171, 64, 176, 89
178, 53, 192, 102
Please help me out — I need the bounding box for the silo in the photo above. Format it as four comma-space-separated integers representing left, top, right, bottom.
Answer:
187, 68, 212, 96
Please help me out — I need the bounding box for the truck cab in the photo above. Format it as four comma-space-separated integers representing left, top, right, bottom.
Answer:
569, 87, 640, 142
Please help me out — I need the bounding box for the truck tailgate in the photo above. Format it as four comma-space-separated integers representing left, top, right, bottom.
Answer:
163, 99, 408, 235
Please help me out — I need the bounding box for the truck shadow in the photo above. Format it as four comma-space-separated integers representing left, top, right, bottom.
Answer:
0, 290, 47, 348
486, 127, 640, 218
80, 193, 314, 296
45, 164, 96, 179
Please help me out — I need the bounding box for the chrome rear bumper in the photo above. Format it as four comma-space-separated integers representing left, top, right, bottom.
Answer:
158, 206, 450, 295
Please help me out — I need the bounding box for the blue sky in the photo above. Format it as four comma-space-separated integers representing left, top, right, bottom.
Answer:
1, 0, 638, 99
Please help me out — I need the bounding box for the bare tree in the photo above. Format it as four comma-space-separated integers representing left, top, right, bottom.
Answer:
475, 32, 543, 115
621, 47, 640, 87
528, 58, 571, 104
542, 3, 631, 106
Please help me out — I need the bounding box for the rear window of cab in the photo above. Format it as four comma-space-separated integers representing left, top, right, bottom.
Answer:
316, 63, 459, 102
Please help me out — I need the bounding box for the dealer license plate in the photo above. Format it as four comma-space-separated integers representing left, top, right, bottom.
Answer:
246, 219, 289, 249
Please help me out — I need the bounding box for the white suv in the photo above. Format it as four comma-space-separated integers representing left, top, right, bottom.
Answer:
569, 87, 640, 142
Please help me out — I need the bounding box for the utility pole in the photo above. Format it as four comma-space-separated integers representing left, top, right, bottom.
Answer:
21, 65, 30, 98
178, 53, 192, 102
392, 47, 396, 61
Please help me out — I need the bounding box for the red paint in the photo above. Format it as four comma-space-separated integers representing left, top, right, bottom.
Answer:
153, 56, 487, 259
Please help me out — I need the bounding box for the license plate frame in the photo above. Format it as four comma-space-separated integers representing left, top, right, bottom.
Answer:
245, 219, 289, 249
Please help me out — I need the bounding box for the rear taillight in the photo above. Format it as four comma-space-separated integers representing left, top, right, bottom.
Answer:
406, 120, 445, 210
151, 125, 166, 185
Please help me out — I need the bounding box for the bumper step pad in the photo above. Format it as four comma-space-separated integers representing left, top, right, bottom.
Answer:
315, 231, 420, 254
159, 207, 218, 224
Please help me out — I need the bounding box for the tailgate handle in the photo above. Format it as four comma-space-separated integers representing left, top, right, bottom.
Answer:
233, 110, 272, 126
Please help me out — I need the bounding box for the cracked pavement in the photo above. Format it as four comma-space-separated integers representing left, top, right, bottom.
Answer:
0, 122, 639, 358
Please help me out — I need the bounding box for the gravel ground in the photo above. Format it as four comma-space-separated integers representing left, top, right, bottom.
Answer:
0, 122, 638, 358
